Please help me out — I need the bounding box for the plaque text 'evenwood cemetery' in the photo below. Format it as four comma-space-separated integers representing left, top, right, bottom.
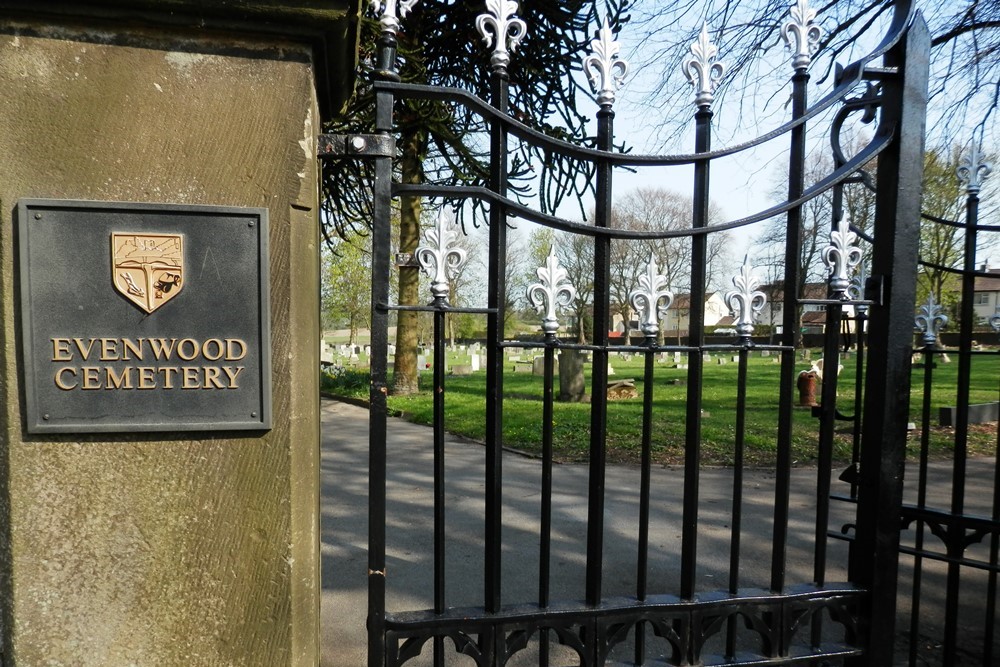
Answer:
18, 200, 271, 433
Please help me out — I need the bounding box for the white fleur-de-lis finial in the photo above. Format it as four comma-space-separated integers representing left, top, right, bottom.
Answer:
527, 246, 576, 335
682, 23, 726, 108
583, 17, 629, 108
915, 293, 948, 347
415, 209, 468, 302
990, 305, 1000, 333
629, 254, 673, 338
370, 0, 419, 35
956, 145, 992, 195
781, 0, 822, 70
725, 256, 766, 340
476, 0, 527, 72
823, 217, 862, 297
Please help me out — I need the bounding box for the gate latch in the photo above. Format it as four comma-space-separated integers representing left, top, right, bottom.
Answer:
318, 134, 395, 159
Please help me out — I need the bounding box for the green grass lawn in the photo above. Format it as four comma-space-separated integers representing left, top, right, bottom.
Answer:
323, 349, 999, 466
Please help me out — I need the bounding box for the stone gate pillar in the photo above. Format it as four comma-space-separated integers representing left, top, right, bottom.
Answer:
0, 2, 360, 664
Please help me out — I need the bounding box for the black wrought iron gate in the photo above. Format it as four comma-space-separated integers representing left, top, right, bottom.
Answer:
320, 0, 936, 664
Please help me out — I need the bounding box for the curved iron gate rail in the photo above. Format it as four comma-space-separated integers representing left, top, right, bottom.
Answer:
324, 1, 930, 664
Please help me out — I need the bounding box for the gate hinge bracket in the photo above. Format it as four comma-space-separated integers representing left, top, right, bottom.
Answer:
864, 275, 885, 307
318, 134, 394, 159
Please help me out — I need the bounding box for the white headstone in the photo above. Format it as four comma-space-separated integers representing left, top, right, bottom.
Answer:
470, 354, 481, 372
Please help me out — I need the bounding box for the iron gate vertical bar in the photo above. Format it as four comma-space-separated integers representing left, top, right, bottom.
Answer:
432, 309, 447, 667
539, 338, 556, 666
726, 347, 750, 660
680, 105, 712, 605
849, 14, 930, 667
850, 303, 868, 501
907, 345, 935, 667
771, 64, 808, 599
484, 66, 509, 631
586, 105, 614, 612
636, 341, 655, 665
367, 25, 399, 667
941, 155, 981, 663
987, 393, 1000, 666
813, 304, 843, 648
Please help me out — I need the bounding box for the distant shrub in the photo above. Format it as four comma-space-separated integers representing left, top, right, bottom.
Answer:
321, 367, 369, 399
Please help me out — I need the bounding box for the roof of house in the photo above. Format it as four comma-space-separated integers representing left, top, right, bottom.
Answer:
670, 292, 720, 310
974, 269, 1000, 292
760, 281, 832, 302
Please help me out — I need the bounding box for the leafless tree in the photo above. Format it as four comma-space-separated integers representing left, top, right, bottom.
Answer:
628, 0, 1000, 148
611, 187, 732, 336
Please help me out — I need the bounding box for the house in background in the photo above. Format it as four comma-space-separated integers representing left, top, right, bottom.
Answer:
641, 291, 730, 338
973, 266, 1000, 323
759, 282, 858, 334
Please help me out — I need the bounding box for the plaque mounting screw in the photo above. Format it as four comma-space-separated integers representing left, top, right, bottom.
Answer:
248, 221, 255, 228
42, 414, 49, 420
251, 411, 257, 418
34, 213, 42, 220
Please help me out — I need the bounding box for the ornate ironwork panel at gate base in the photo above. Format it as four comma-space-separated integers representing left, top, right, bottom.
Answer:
320, 0, 932, 664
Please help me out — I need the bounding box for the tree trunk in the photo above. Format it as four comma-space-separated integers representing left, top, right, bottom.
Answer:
391, 130, 426, 395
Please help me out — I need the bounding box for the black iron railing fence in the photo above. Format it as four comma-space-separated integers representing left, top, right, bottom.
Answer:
320, 0, 935, 664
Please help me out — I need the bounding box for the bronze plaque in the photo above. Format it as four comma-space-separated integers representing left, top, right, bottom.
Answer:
18, 199, 271, 433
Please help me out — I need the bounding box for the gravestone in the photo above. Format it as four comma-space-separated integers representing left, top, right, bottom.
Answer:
470, 354, 481, 372
939, 402, 999, 427
559, 350, 586, 402
532, 356, 559, 377
0, 2, 357, 663
451, 365, 473, 376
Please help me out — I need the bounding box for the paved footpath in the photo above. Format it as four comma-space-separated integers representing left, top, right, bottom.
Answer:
319, 398, 995, 666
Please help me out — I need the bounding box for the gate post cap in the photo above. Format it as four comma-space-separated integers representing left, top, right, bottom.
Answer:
0, 0, 363, 115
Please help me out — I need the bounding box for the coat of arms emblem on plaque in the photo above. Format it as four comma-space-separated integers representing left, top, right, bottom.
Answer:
111, 233, 184, 313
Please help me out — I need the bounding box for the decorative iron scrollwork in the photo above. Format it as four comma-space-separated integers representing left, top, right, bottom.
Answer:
476, 0, 527, 73
781, 0, 822, 70
725, 256, 766, 341
370, 0, 419, 35
682, 23, 726, 108
582, 17, 628, 108
527, 246, 576, 335
848, 262, 869, 315
415, 209, 468, 303
956, 145, 992, 195
914, 293, 948, 348
629, 254, 673, 339
823, 217, 862, 297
